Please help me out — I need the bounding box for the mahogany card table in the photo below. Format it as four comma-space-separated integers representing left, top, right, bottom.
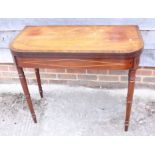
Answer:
10, 25, 144, 131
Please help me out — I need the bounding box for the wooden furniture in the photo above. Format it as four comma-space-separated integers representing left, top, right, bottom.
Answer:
10, 25, 144, 131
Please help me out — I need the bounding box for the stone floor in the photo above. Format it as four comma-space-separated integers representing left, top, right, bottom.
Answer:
0, 84, 155, 136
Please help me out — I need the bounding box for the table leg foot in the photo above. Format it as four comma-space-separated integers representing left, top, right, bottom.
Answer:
35, 68, 43, 98
124, 69, 136, 131
125, 122, 129, 131
32, 114, 37, 123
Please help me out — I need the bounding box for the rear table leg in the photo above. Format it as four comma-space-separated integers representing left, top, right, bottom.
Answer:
35, 68, 43, 98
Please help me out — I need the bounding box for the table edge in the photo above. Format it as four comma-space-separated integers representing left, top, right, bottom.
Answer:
11, 48, 143, 59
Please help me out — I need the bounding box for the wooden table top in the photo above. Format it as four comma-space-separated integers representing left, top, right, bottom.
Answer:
10, 25, 143, 54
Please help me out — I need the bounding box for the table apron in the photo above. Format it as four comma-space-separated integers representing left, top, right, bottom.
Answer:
16, 57, 134, 69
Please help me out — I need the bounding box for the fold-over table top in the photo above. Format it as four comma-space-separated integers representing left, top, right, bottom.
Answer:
10, 25, 143, 54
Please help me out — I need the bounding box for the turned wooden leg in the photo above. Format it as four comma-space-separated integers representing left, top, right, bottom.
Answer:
35, 68, 43, 98
17, 66, 37, 123
125, 69, 136, 131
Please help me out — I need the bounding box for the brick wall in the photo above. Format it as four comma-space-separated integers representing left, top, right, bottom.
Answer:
0, 64, 155, 88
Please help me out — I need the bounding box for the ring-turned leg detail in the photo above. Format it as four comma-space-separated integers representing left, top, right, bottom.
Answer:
17, 66, 37, 123
125, 69, 136, 131
35, 68, 43, 98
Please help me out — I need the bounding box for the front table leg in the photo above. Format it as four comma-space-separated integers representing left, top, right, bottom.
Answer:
125, 69, 136, 131
17, 66, 37, 123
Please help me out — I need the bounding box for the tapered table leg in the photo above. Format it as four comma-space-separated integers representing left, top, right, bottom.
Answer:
35, 68, 43, 98
17, 66, 37, 123
125, 69, 136, 131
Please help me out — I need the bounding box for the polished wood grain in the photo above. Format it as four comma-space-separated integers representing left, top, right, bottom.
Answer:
10, 26, 143, 54
16, 57, 133, 69
10, 25, 144, 131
